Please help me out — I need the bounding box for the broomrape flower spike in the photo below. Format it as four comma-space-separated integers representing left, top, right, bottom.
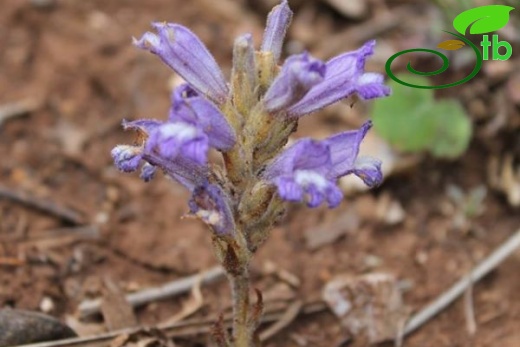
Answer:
112, 1, 390, 346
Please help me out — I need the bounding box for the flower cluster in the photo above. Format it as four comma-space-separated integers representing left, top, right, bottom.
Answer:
112, 1, 390, 344
112, 1, 389, 235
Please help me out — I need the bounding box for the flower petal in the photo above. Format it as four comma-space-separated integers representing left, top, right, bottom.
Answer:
122, 119, 162, 133
325, 121, 372, 178
355, 73, 392, 100
261, 0, 293, 62
273, 170, 343, 208
170, 84, 236, 151
134, 23, 229, 104
263, 52, 326, 112
146, 122, 209, 164
142, 152, 207, 190
274, 176, 304, 202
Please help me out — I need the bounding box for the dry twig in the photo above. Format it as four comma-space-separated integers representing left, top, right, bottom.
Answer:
404, 228, 520, 335
0, 185, 83, 225
0, 98, 40, 127
78, 266, 225, 318
259, 300, 303, 342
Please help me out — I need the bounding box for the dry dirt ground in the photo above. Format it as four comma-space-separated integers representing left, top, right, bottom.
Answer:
0, 0, 519, 346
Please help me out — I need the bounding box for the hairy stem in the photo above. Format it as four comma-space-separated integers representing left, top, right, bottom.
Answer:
230, 267, 251, 347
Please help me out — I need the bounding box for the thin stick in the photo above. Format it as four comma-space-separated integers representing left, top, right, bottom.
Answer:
404, 228, 520, 335
259, 300, 303, 342
22, 301, 327, 347
0, 98, 40, 126
0, 185, 83, 225
78, 266, 226, 317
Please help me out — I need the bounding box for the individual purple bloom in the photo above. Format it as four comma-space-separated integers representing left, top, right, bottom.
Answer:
263, 139, 343, 208
133, 23, 229, 104
115, 119, 209, 189
263, 52, 326, 112
145, 122, 209, 165
261, 0, 293, 62
286, 41, 391, 117
189, 183, 235, 238
263, 121, 383, 208
170, 84, 236, 151
111, 145, 143, 173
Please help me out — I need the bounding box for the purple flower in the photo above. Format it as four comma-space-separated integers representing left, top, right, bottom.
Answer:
263, 121, 382, 208
286, 41, 391, 117
170, 84, 236, 151
114, 119, 209, 190
134, 23, 229, 104
261, 0, 293, 62
189, 183, 235, 237
263, 52, 326, 112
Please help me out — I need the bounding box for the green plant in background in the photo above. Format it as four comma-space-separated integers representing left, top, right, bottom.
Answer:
372, 74, 472, 159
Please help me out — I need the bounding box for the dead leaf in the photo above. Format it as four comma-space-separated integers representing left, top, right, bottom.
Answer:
101, 278, 138, 331
375, 193, 406, 226
321, 0, 368, 19
437, 39, 465, 50
322, 273, 409, 344
51, 120, 89, 157
488, 154, 520, 207
304, 209, 360, 250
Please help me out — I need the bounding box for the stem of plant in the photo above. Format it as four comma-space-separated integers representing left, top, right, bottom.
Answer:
231, 266, 251, 347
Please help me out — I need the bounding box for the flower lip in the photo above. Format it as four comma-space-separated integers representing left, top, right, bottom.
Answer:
111, 145, 143, 173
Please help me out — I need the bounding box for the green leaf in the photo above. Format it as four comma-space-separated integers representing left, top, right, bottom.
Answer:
453, 5, 514, 35
372, 74, 472, 158
427, 101, 472, 158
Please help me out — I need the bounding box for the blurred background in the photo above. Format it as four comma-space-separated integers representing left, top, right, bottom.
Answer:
0, 0, 518, 346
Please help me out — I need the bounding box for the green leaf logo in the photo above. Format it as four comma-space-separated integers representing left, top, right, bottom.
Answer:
453, 5, 514, 35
